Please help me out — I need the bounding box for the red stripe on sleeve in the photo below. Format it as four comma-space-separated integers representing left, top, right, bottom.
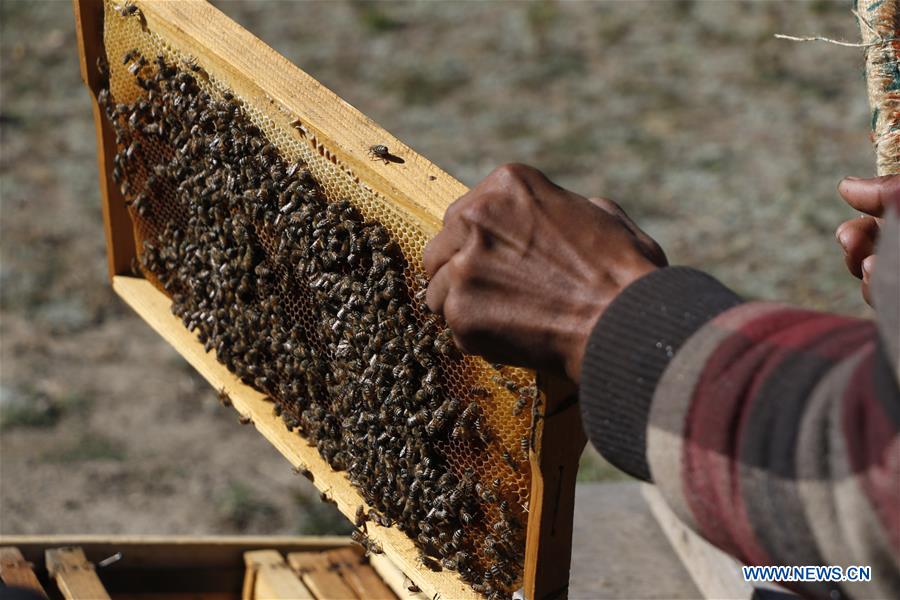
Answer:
683, 307, 873, 566
841, 346, 900, 554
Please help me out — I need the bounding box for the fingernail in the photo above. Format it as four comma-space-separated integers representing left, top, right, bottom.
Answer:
838, 177, 859, 196
862, 255, 875, 278
843, 176, 861, 181
835, 228, 851, 250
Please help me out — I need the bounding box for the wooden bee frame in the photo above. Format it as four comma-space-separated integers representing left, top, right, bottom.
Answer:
72, 1, 585, 598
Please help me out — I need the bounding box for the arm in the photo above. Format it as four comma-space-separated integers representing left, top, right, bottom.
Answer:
583, 223, 899, 598
425, 164, 900, 599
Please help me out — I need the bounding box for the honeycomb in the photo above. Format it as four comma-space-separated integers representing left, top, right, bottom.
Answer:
98, 1, 539, 596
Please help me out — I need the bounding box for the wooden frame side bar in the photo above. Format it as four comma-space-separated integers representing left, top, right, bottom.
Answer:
72, 0, 136, 279
524, 375, 585, 600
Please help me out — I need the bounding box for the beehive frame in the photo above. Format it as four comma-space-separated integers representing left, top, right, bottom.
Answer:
72, 1, 585, 598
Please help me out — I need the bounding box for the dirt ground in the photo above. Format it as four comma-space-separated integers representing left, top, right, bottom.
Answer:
0, 0, 875, 547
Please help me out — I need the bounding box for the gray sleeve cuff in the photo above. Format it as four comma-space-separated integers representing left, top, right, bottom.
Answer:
579, 267, 744, 480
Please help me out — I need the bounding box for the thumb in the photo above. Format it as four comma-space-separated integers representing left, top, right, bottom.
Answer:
837, 175, 900, 217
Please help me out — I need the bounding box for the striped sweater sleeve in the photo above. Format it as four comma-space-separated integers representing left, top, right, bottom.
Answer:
579, 205, 900, 599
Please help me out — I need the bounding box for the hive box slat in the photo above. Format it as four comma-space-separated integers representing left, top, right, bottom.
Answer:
0, 546, 47, 596
322, 547, 397, 599
46, 547, 111, 600
243, 550, 314, 600
287, 551, 359, 599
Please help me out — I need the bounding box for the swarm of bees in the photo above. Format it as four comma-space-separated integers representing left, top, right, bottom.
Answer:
99, 46, 532, 598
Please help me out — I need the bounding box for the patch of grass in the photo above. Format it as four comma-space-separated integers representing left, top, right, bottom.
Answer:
0, 399, 61, 429
493, 115, 537, 142
515, 47, 587, 89
0, 388, 92, 431
383, 66, 468, 107
537, 128, 603, 179
44, 433, 126, 463
577, 447, 630, 482
217, 481, 282, 533
809, 0, 844, 15
294, 491, 354, 536
354, 3, 405, 34
527, 0, 560, 40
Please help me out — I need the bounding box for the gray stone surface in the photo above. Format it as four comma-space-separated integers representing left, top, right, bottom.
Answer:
569, 482, 701, 599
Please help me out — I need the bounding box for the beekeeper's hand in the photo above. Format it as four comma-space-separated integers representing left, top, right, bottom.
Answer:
424, 163, 666, 382
836, 175, 897, 305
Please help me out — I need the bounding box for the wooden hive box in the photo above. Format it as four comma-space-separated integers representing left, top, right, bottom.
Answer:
72, 1, 585, 598
0, 535, 403, 598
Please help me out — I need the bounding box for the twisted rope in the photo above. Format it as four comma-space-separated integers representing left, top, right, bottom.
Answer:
857, 0, 900, 175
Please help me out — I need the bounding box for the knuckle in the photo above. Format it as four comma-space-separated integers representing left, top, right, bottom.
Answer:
443, 293, 468, 334
424, 281, 442, 314
449, 249, 478, 284
593, 197, 620, 212
443, 196, 465, 225
422, 235, 449, 276
462, 194, 493, 225
489, 162, 535, 186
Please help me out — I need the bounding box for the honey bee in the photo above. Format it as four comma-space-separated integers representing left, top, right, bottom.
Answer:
217, 387, 231, 407
367, 144, 391, 162
185, 56, 209, 81
476, 482, 497, 504
292, 464, 314, 482
419, 555, 442, 572
365, 538, 383, 555
132, 192, 150, 217
355, 505, 368, 528
512, 394, 529, 416
502, 451, 517, 470
350, 529, 366, 545
289, 118, 306, 136
96, 56, 110, 84
459, 401, 479, 423
489, 564, 509, 585
115, 1, 139, 17
473, 417, 492, 444
128, 55, 148, 76
114, 2, 147, 30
